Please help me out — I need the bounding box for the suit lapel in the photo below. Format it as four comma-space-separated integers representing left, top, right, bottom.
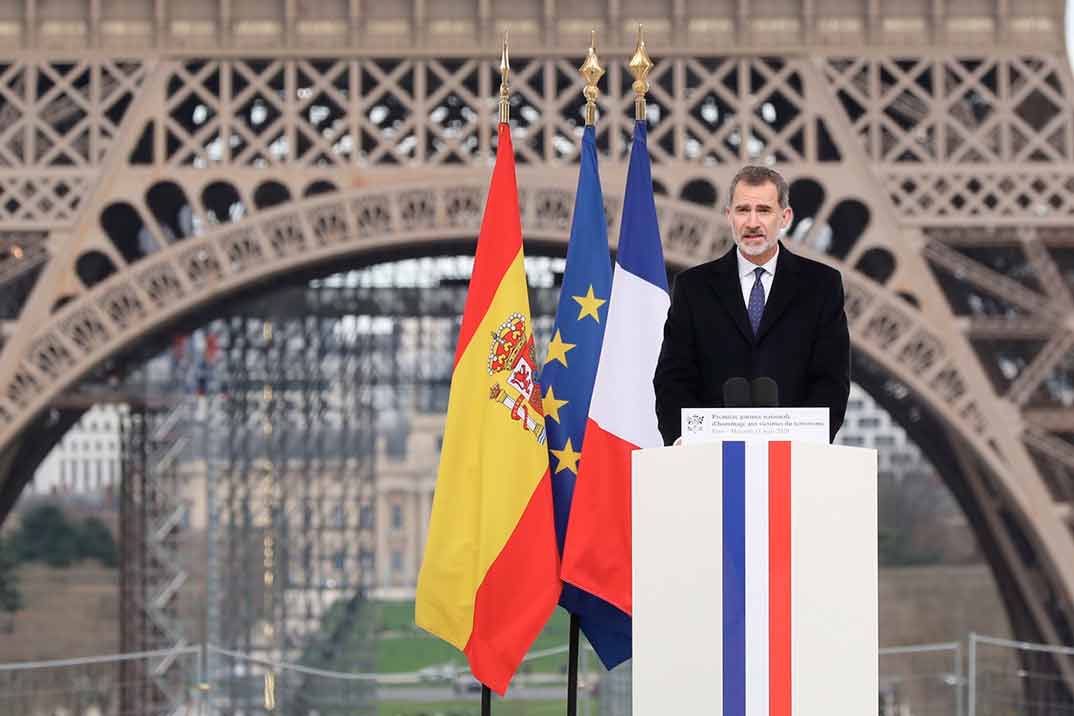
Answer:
707, 248, 754, 344
756, 243, 801, 341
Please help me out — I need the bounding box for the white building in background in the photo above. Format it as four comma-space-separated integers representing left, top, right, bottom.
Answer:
837, 384, 930, 480
31, 404, 123, 495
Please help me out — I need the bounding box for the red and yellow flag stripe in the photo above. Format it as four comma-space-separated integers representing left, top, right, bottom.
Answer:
415, 125, 560, 695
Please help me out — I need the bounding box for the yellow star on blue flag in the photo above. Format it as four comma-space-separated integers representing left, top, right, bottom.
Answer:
540, 125, 630, 669
572, 285, 607, 322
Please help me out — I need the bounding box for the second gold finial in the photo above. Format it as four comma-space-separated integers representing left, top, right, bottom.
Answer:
628, 25, 654, 122
579, 30, 604, 127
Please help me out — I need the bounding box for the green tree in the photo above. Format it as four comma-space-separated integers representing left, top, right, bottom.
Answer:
78, 516, 118, 567
0, 537, 23, 632
15, 503, 80, 567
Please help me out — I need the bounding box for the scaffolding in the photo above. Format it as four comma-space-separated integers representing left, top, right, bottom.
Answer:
119, 395, 193, 715
114, 255, 562, 713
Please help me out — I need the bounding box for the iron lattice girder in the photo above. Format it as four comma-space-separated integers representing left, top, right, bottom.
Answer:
0, 176, 1016, 476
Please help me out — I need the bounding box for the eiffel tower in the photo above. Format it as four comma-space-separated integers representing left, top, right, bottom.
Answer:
0, 0, 1072, 706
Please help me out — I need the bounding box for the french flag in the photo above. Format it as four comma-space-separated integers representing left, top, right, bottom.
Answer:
633, 440, 878, 715
560, 120, 668, 616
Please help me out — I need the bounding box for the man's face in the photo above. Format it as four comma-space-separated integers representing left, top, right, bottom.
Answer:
725, 180, 792, 264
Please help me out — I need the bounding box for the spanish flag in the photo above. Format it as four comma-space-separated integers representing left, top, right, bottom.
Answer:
415, 124, 561, 695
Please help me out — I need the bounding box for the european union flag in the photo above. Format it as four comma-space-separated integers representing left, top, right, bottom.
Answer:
542, 125, 631, 669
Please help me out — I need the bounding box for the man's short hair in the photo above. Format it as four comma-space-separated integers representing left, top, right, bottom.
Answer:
727, 165, 789, 209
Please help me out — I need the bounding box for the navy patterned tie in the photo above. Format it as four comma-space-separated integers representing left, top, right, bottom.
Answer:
748, 266, 766, 336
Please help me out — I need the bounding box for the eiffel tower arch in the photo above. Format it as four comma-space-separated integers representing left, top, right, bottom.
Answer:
0, 0, 1072, 686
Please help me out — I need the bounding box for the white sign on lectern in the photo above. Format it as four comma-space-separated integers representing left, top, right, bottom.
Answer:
681, 406, 829, 445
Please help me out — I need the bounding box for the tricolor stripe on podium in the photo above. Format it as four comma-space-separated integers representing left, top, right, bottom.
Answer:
721, 440, 793, 716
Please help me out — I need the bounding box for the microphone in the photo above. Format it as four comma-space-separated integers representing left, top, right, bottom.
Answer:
722, 377, 751, 408
751, 377, 779, 408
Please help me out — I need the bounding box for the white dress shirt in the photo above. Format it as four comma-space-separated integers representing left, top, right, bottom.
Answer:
736, 244, 779, 308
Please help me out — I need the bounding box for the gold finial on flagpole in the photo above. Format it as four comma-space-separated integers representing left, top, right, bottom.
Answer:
579, 30, 604, 127
499, 31, 511, 124
264, 671, 276, 710
628, 24, 654, 122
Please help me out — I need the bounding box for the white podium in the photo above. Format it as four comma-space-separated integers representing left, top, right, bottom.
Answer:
632, 440, 878, 715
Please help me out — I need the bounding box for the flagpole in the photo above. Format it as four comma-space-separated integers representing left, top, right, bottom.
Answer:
564, 31, 605, 716
567, 615, 581, 715
478, 29, 512, 716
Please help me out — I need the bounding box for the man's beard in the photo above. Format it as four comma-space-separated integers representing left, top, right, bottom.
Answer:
735, 232, 776, 256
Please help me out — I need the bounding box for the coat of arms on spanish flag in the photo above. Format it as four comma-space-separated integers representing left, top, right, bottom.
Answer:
415, 123, 561, 695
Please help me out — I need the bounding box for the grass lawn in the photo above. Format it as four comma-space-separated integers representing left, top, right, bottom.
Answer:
0, 563, 119, 662
375, 601, 575, 675
378, 699, 570, 716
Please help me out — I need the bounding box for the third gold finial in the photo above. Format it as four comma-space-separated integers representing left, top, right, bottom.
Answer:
628, 24, 654, 122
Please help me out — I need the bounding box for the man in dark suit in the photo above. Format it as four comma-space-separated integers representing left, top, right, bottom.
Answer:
654, 165, 850, 445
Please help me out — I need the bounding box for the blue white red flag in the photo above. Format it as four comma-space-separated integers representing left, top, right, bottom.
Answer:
560, 120, 670, 615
